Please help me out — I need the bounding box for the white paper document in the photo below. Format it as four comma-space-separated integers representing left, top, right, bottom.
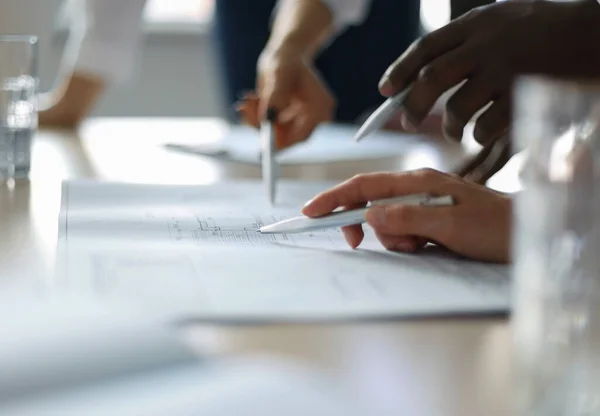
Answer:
57, 181, 510, 322
165, 124, 421, 165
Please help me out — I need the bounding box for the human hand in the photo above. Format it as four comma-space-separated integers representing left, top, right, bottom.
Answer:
378, 0, 600, 146
38, 106, 79, 129
454, 134, 513, 185
383, 111, 445, 139
38, 72, 105, 129
302, 169, 512, 263
236, 45, 335, 150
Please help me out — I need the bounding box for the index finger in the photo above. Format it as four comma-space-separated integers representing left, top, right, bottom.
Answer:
378, 17, 469, 96
302, 169, 459, 217
236, 94, 260, 128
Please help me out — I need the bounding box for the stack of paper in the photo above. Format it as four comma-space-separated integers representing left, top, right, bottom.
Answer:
57, 180, 510, 322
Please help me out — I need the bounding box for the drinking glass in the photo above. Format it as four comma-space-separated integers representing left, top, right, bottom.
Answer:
0, 35, 38, 182
513, 76, 600, 416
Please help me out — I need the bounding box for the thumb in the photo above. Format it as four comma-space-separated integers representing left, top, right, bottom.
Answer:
258, 69, 297, 119
365, 204, 454, 244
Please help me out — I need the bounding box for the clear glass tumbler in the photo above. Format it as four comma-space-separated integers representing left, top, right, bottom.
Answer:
513, 76, 600, 416
0, 35, 38, 182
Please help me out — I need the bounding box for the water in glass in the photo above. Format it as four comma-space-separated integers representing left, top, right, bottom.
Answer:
0, 74, 36, 180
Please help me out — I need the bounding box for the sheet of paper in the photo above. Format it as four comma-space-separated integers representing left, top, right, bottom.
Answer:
165, 123, 422, 165
57, 181, 510, 322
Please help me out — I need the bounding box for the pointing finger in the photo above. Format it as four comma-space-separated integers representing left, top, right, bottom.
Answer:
378, 18, 469, 96
302, 169, 459, 218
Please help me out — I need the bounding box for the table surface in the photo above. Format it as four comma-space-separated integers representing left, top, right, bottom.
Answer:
0, 118, 519, 416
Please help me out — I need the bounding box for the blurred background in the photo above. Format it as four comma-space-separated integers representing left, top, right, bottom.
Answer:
41, 0, 451, 119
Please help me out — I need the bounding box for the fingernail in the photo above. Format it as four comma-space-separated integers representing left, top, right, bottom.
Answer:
378, 78, 395, 96
401, 113, 417, 133
303, 198, 315, 208
443, 125, 460, 143
342, 228, 359, 249
366, 207, 387, 226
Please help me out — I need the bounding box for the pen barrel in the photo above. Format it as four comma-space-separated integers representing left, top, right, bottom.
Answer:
370, 194, 453, 207
354, 92, 407, 141
260, 209, 368, 234
260, 120, 277, 204
259, 194, 454, 234
366, 97, 399, 131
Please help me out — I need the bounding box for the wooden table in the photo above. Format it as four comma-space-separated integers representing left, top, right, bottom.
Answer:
0, 118, 518, 416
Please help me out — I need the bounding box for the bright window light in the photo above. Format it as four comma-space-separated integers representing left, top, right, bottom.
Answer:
144, 0, 449, 30
420, 0, 450, 32
144, 0, 214, 23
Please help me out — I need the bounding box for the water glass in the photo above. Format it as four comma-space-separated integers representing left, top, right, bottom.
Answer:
0, 35, 38, 182
512, 76, 600, 416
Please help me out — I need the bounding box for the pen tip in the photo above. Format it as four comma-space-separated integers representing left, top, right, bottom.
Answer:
353, 128, 368, 142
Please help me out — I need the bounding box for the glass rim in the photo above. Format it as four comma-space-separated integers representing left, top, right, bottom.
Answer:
0, 35, 37, 45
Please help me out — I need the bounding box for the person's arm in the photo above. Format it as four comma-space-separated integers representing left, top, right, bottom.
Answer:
40, 0, 147, 128
250, 0, 371, 146
265, 0, 371, 61
38, 72, 105, 128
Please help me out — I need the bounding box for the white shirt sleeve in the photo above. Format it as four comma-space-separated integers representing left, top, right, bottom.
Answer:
74, 0, 147, 84
320, 0, 372, 33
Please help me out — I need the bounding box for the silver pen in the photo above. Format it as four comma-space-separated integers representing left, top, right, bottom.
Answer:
259, 193, 453, 234
353, 85, 411, 142
261, 108, 278, 204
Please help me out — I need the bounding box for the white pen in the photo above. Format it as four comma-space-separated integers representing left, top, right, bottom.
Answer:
259, 194, 453, 234
353, 85, 411, 142
260, 108, 278, 204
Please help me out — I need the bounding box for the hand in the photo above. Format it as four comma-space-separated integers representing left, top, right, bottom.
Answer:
38, 105, 81, 129
38, 72, 105, 129
302, 169, 512, 263
378, 0, 600, 146
454, 133, 513, 185
383, 112, 445, 139
237, 46, 335, 150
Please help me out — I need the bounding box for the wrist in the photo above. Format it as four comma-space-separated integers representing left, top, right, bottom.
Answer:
264, 33, 319, 62
266, 0, 334, 62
